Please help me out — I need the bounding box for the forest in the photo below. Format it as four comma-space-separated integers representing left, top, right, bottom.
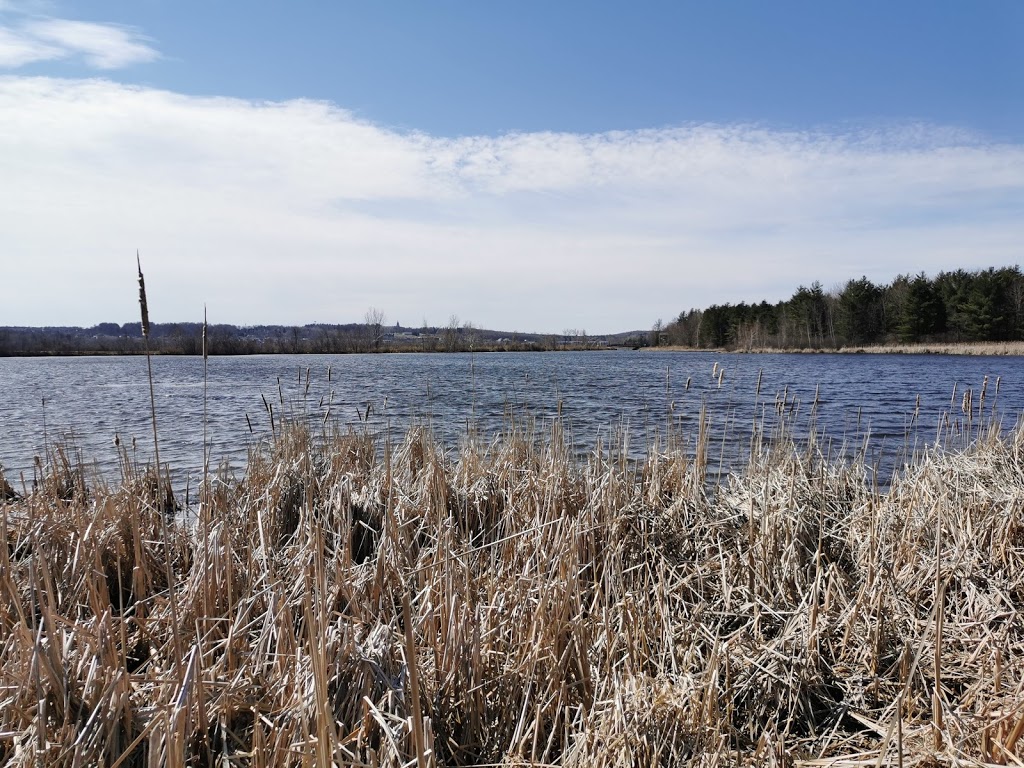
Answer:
0, 318, 600, 356
663, 266, 1024, 349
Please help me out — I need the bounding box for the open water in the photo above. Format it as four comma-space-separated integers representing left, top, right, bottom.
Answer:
1, 351, 1022, 492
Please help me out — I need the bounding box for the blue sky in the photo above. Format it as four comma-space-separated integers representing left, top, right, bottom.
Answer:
1, 1, 1022, 332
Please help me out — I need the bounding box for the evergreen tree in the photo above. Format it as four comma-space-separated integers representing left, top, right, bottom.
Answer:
788, 282, 831, 347
960, 268, 1009, 341
934, 269, 975, 340
898, 273, 946, 342
837, 277, 883, 344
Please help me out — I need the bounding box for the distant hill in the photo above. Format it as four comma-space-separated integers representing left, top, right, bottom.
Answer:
0, 322, 656, 356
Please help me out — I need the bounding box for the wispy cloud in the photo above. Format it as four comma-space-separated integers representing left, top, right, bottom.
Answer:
0, 7, 157, 69
0, 76, 1021, 332
0, 23, 58, 66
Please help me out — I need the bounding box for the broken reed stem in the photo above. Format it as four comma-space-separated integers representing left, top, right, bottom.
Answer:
403, 591, 430, 768
933, 507, 945, 752
896, 691, 904, 768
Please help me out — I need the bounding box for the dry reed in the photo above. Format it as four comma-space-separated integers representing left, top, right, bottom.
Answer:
1, 401, 1022, 766
653, 341, 1024, 356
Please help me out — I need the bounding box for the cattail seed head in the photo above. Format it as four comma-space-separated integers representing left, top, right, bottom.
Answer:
137, 252, 151, 339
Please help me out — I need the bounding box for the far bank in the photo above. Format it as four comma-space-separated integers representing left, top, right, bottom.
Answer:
648, 341, 1024, 356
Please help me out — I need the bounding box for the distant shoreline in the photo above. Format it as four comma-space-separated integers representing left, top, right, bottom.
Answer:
4, 341, 1024, 358
0, 346, 627, 358
649, 341, 1024, 356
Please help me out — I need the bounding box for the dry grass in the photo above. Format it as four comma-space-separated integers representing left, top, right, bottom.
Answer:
836, 341, 1024, 356
652, 342, 1024, 356
1, 408, 1023, 766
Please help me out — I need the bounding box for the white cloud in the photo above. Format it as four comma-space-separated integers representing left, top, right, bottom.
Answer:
24, 18, 158, 68
0, 10, 156, 69
0, 76, 1021, 332
0, 23, 57, 66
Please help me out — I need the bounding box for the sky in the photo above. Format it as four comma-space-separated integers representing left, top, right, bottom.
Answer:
1, 1, 1022, 334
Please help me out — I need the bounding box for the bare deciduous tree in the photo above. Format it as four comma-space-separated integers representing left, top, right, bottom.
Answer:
364, 307, 387, 352
443, 314, 461, 352
649, 318, 664, 347
462, 320, 479, 351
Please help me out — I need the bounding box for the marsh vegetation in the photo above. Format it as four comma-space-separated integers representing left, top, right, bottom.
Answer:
1, 391, 1022, 766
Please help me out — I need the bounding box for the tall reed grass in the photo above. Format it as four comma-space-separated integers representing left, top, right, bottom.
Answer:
0, 398, 1022, 766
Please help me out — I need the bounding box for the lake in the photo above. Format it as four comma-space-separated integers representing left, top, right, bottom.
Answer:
1, 350, 1021, 492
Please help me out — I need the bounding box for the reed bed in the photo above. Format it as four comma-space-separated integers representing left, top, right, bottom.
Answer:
812, 341, 1024, 356
0, 408, 1022, 767
655, 341, 1024, 356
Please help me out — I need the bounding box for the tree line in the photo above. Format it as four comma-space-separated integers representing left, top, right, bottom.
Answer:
0, 321, 381, 356
662, 266, 1024, 350
0, 312, 601, 356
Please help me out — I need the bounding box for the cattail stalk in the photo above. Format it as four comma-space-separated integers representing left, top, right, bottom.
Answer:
138, 253, 183, 683
201, 305, 210, 620
933, 512, 944, 751
202, 305, 209, 478
137, 253, 161, 491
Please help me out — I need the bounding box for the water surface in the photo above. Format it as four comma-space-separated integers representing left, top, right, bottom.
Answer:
1, 351, 1020, 491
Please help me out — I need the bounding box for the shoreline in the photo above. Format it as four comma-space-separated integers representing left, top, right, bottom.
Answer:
648, 341, 1024, 356
9, 341, 1020, 357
